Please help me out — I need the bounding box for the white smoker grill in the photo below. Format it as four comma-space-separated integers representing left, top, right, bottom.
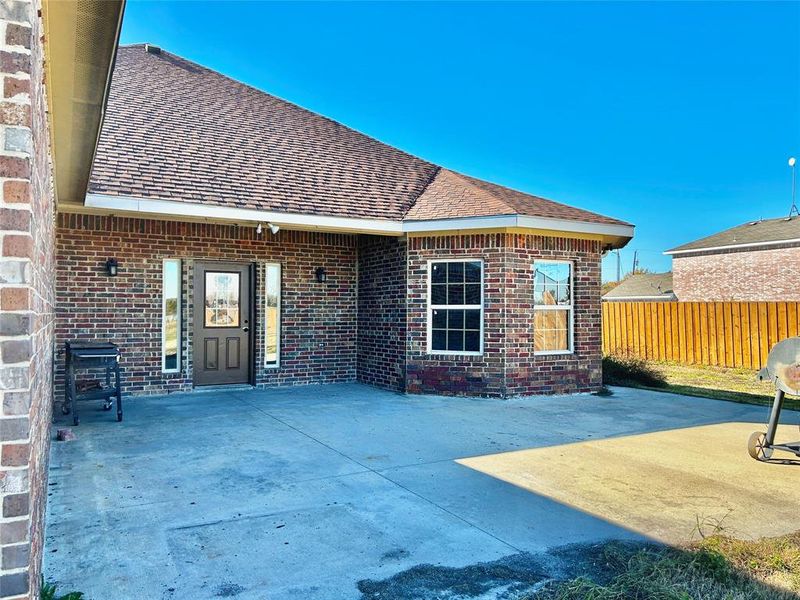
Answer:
748, 337, 800, 461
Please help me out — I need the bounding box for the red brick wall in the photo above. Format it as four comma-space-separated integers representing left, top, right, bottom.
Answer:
0, 2, 54, 598
672, 245, 800, 301
405, 233, 602, 397
504, 235, 603, 395
356, 235, 406, 391
406, 234, 506, 396
55, 214, 357, 398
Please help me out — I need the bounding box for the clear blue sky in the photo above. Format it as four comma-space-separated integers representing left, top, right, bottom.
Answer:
120, 1, 800, 281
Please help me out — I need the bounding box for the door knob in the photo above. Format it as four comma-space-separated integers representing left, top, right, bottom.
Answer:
242, 326, 249, 332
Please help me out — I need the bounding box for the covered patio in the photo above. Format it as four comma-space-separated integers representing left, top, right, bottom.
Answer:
44, 384, 800, 599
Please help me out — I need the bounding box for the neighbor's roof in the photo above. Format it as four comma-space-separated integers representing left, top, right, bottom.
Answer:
603, 272, 675, 301
88, 45, 630, 231
666, 216, 800, 255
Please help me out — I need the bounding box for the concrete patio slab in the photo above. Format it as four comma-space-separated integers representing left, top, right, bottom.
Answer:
44, 383, 791, 599
459, 420, 800, 545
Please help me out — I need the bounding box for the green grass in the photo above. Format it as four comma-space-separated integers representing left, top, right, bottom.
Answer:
528, 533, 800, 599
603, 354, 800, 411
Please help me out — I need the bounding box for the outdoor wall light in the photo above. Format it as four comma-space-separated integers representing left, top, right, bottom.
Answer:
256, 222, 280, 235
315, 267, 327, 283
105, 258, 119, 277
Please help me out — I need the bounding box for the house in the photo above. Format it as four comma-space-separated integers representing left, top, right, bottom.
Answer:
665, 216, 800, 301
53, 44, 634, 401
602, 272, 676, 302
1, 6, 634, 594
0, 1, 125, 597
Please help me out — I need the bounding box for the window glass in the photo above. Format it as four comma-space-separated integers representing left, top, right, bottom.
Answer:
265, 264, 281, 367
162, 259, 181, 372
204, 272, 240, 327
533, 261, 572, 353
429, 260, 483, 353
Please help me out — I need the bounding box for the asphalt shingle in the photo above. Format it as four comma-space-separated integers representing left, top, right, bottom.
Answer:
89, 45, 630, 228
666, 216, 800, 253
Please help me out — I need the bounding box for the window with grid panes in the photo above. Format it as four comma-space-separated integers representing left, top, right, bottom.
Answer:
429, 260, 483, 354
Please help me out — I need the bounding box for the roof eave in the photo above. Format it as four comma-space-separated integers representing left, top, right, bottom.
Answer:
79, 194, 634, 246
665, 237, 800, 255
42, 0, 126, 206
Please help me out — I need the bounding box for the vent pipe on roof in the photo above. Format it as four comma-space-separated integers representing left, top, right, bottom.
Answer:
145, 44, 161, 55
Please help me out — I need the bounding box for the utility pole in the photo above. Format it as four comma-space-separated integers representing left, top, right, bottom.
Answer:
790, 157, 797, 217
631, 250, 638, 274
616, 249, 621, 282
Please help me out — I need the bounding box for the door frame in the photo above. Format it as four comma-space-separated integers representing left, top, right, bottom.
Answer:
192, 260, 257, 388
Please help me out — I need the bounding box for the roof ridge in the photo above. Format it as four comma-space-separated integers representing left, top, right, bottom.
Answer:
403, 165, 444, 218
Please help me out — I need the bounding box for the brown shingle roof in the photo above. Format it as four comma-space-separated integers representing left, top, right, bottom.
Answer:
603, 272, 675, 300
666, 216, 800, 254
406, 169, 628, 225
89, 45, 631, 228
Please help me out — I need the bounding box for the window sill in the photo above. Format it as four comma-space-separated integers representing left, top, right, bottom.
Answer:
427, 350, 483, 357
534, 350, 574, 357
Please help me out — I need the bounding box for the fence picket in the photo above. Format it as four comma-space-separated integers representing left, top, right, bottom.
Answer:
602, 301, 799, 370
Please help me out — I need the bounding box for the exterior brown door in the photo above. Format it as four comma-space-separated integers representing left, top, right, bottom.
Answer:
193, 261, 252, 386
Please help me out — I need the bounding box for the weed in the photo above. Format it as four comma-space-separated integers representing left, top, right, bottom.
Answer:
41, 578, 83, 600
602, 352, 666, 388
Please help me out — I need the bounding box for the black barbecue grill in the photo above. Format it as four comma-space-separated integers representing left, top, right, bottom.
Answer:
63, 341, 122, 425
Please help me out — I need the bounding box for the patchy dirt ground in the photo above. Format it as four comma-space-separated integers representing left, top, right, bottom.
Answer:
358, 535, 800, 600
356, 541, 640, 600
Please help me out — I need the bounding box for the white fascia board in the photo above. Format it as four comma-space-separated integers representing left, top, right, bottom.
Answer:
83, 193, 635, 239
84, 194, 403, 234
665, 237, 800, 255
402, 215, 519, 231
404, 214, 634, 238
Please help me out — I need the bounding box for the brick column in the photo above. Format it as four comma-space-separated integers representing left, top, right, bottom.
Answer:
0, 1, 54, 598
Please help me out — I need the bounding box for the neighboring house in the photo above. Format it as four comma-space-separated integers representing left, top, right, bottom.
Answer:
0, 1, 125, 597
53, 44, 634, 401
665, 216, 800, 301
602, 272, 676, 302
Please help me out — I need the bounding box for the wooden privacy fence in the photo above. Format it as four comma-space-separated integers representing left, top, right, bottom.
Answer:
601, 301, 800, 370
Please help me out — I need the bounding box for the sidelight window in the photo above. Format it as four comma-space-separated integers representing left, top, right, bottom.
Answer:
162, 259, 181, 372
264, 263, 281, 367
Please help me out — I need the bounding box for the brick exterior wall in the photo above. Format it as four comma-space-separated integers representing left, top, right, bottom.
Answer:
406, 234, 506, 396
55, 223, 604, 402
504, 235, 603, 395
406, 233, 603, 397
356, 235, 406, 391
55, 214, 357, 399
0, 2, 54, 598
672, 244, 800, 301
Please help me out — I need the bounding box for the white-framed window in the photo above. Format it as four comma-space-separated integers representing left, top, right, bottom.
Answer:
162, 258, 181, 372
264, 263, 281, 368
532, 260, 573, 355
427, 259, 483, 355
